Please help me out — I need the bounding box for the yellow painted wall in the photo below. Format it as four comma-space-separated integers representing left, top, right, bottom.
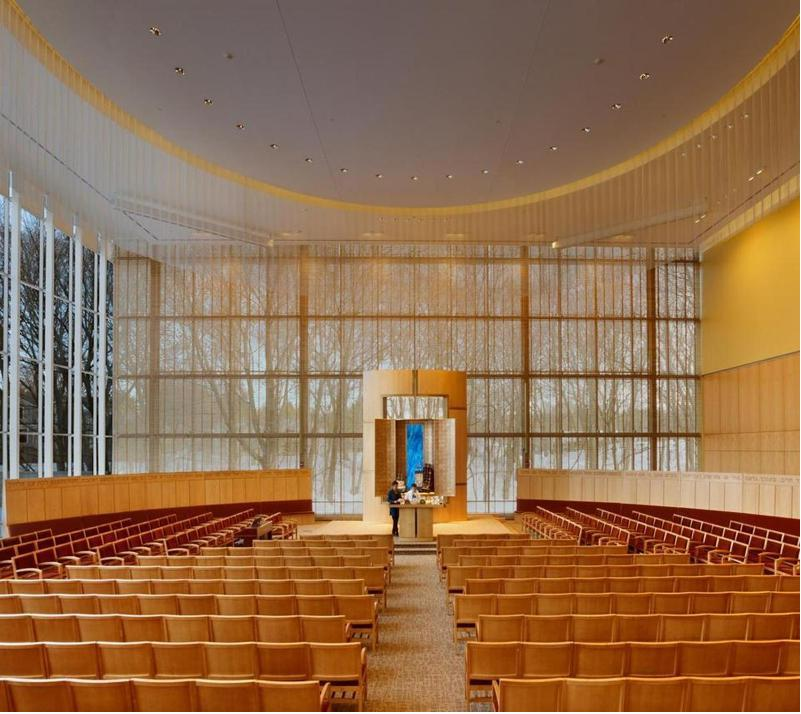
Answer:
702, 199, 800, 374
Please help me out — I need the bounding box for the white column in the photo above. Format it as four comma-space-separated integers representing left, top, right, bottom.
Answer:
1, 190, 9, 482
43, 201, 54, 477
71, 229, 82, 475
96, 235, 107, 475
8, 175, 20, 479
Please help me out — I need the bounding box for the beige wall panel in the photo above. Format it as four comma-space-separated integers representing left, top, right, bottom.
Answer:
231, 478, 245, 503
97, 482, 114, 514
450, 409, 468, 485
44, 486, 61, 520
783, 356, 800, 430
63, 485, 85, 518
5, 469, 312, 526
701, 352, 799, 476
738, 364, 760, 433
129, 482, 146, 512
517, 468, 799, 518
26, 488, 45, 523
113, 482, 131, 513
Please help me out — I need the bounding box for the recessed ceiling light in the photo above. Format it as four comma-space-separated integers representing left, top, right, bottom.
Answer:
515, 159, 525, 165
756, 167, 764, 175
711, 134, 718, 140
269, 143, 278, 149
339, 168, 348, 174
445, 173, 454, 179
743, 112, 750, 119
224, 52, 234, 60
639, 72, 651, 80
235, 123, 245, 130
611, 102, 622, 110
481, 168, 489, 174
549, 145, 558, 151
727, 122, 734, 129
174, 67, 185, 76
411, 175, 419, 181
582, 127, 591, 133
748, 175, 755, 182
661, 34, 674, 44
148, 26, 161, 37
375, 173, 383, 179
696, 143, 702, 149
203, 98, 213, 106
593, 57, 605, 65
304, 157, 313, 163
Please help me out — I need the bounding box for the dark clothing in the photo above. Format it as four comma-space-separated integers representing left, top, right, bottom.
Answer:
387, 487, 402, 536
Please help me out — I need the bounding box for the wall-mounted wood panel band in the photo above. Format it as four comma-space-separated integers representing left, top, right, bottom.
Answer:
4, 469, 312, 526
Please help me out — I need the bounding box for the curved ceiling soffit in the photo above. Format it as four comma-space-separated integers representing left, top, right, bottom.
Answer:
2, 0, 799, 218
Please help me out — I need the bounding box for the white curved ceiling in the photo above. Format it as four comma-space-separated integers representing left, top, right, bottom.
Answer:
17, 0, 797, 208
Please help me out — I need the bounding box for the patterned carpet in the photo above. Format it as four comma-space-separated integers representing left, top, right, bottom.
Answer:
363, 554, 469, 712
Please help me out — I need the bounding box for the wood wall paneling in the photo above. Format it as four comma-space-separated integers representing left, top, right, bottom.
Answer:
701, 352, 800, 476
4, 469, 312, 526
517, 468, 800, 519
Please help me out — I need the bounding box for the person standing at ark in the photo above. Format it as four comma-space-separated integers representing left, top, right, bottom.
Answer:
387, 480, 403, 536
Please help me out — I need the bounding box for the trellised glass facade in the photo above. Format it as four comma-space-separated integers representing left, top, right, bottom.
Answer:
0, 191, 113, 492
113, 243, 699, 516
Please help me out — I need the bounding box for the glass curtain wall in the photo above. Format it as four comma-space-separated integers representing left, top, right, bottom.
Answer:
0, 188, 113, 506
114, 242, 699, 515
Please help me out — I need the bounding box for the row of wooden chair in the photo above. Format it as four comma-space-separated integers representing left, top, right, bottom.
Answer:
0, 516, 185, 579
728, 519, 799, 546
453, 591, 799, 637
475, 612, 800, 643
0, 575, 381, 597
0, 578, 367, 598
633, 511, 800, 574
0, 641, 366, 709
449, 572, 798, 600
459, 572, 787, 597
436, 533, 540, 552
256, 535, 393, 551
491, 675, 800, 712
3, 512, 258, 580
439, 545, 633, 570
0, 594, 379, 646
136, 551, 391, 569
58, 566, 389, 604
466, 640, 799, 704
520, 512, 580, 541
0, 677, 328, 712
0, 530, 55, 550
455, 555, 696, 569
0, 613, 352, 644
563, 510, 634, 548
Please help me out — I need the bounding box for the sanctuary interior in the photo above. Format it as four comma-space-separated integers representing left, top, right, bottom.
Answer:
0, 1, 798, 712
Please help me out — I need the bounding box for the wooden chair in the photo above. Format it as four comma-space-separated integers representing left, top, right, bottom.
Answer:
195, 680, 260, 712
308, 642, 366, 712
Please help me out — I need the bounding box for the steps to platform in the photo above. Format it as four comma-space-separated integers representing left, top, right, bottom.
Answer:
394, 540, 436, 555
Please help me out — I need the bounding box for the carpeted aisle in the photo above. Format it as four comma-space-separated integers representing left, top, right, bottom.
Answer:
364, 553, 468, 712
